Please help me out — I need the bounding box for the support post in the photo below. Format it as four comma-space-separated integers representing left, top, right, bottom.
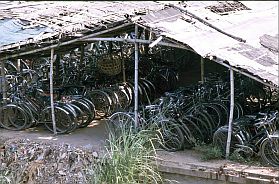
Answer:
226, 67, 234, 159
134, 25, 139, 128
201, 57, 204, 83
17, 46, 21, 72
1, 60, 6, 103
119, 42, 126, 83
144, 29, 149, 55
79, 45, 84, 81
50, 48, 57, 135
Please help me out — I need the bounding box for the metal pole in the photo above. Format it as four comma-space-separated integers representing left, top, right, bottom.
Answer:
134, 25, 139, 128
50, 48, 57, 135
226, 67, 234, 159
201, 57, 204, 83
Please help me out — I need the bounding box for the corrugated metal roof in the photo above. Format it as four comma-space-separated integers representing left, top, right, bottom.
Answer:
135, 1, 279, 87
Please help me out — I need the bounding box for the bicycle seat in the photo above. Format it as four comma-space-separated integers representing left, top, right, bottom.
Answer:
145, 105, 161, 110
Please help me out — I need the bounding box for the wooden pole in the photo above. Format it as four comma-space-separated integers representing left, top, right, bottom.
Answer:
201, 57, 204, 83
79, 45, 84, 81
50, 48, 57, 135
1, 60, 6, 103
226, 67, 234, 159
17, 46, 21, 72
82, 37, 188, 50
119, 42, 126, 83
144, 29, 149, 55
134, 25, 139, 128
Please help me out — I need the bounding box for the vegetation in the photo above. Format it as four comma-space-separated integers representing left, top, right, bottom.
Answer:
228, 151, 263, 166
92, 124, 163, 184
194, 142, 223, 161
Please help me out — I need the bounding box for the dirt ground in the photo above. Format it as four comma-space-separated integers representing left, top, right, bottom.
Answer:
1, 119, 278, 183
0, 120, 108, 153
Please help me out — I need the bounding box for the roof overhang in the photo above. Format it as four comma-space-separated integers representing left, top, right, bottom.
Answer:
134, 1, 278, 88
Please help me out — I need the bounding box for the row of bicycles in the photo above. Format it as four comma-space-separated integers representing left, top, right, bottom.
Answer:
0, 80, 96, 134
108, 72, 279, 166
0, 41, 180, 134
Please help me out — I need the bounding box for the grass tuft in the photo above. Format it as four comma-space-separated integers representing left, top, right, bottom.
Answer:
194, 142, 223, 161
92, 123, 163, 184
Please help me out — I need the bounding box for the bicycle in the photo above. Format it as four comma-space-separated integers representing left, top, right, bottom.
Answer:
213, 111, 279, 167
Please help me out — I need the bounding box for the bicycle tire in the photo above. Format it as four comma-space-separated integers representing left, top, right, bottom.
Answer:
0, 104, 29, 130
182, 115, 205, 144
42, 105, 75, 134
157, 118, 185, 152
213, 125, 244, 156
260, 137, 279, 167
71, 99, 94, 128
88, 90, 113, 117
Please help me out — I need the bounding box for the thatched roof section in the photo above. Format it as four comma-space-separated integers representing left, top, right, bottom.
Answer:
0, 1, 164, 52
134, 1, 279, 87
0, 1, 277, 88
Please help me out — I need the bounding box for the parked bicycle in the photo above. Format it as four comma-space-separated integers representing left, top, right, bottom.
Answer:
213, 111, 279, 167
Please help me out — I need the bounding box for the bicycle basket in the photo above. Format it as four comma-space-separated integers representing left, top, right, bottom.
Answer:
96, 53, 122, 76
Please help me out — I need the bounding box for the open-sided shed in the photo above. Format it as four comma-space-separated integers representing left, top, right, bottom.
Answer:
0, 1, 278, 158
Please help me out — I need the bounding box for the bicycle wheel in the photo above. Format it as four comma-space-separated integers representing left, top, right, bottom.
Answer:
202, 103, 223, 130
115, 87, 131, 109
42, 106, 75, 134
78, 97, 96, 115
88, 90, 113, 117
157, 118, 185, 152
122, 82, 134, 103
71, 99, 94, 128
67, 102, 88, 128
0, 104, 28, 130
103, 88, 119, 113
139, 79, 151, 105
141, 78, 156, 101
260, 137, 279, 167
212, 101, 229, 126
177, 118, 195, 149
108, 112, 137, 137
17, 101, 37, 128
186, 115, 211, 143
213, 125, 244, 156
182, 116, 205, 144
129, 80, 144, 105
188, 107, 214, 140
